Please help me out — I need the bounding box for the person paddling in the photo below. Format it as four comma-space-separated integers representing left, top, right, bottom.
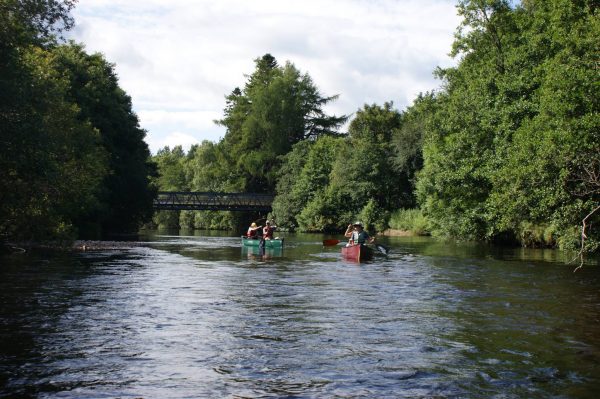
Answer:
262, 220, 276, 240
344, 221, 375, 246
246, 222, 262, 239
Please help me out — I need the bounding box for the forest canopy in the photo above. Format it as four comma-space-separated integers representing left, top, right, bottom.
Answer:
1, 0, 597, 254
0, 0, 156, 241
152, 0, 598, 252
415, 0, 599, 250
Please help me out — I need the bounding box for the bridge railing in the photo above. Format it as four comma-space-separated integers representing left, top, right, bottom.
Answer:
153, 191, 274, 212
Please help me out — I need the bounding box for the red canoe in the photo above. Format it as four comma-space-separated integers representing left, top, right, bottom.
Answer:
341, 244, 374, 262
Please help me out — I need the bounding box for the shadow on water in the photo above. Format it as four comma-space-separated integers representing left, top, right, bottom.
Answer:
1, 230, 599, 398
378, 234, 599, 266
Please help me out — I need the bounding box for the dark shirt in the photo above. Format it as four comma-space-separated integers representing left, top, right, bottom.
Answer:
351, 230, 370, 244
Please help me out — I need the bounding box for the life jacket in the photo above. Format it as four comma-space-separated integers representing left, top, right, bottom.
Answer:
351, 230, 369, 244
263, 226, 274, 239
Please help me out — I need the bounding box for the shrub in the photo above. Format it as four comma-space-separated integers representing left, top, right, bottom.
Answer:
389, 209, 429, 235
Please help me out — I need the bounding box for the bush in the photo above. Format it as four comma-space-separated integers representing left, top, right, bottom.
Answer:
517, 222, 557, 248
358, 199, 389, 233
389, 208, 429, 235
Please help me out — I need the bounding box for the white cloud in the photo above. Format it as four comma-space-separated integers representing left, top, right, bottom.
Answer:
69, 0, 461, 153
146, 131, 201, 154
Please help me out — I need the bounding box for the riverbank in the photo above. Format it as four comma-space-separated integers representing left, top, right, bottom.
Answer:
379, 229, 423, 237
72, 240, 146, 251
1, 240, 145, 254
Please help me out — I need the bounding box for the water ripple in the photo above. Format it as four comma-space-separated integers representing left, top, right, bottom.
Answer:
1, 235, 600, 398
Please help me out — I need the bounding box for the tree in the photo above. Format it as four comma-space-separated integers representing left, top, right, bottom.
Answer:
52, 42, 157, 236
487, 0, 599, 249
0, 47, 107, 241
415, 0, 599, 249
0, 0, 111, 241
150, 146, 188, 229
323, 103, 406, 232
451, 0, 515, 74
275, 102, 408, 233
268, 141, 310, 229
215, 54, 347, 193
273, 136, 344, 231
153, 146, 188, 191
391, 93, 437, 189
0, 0, 77, 50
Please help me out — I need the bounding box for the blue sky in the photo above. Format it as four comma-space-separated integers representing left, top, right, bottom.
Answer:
70, 0, 461, 154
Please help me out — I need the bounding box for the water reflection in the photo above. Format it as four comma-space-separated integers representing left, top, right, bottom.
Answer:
242, 245, 284, 261
0, 232, 599, 398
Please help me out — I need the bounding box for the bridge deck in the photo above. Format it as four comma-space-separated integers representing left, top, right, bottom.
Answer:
153, 192, 274, 212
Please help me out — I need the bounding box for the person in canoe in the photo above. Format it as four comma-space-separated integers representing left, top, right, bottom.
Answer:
262, 220, 277, 240
246, 222, 262, 239
344, 221, 375, 246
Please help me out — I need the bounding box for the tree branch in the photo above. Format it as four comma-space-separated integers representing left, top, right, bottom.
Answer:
572, 204, 600, 272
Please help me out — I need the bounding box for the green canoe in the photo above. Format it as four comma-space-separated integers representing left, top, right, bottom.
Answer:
241, 236, 284, 248
242, 245, 283, 259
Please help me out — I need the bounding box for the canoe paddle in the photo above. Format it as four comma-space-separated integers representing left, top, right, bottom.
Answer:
374, 243, 389, 255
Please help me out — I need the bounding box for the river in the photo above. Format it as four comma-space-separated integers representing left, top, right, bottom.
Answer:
1, 231, 599, 398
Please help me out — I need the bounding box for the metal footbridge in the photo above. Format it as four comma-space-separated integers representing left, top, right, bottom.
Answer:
153, 192, 274, 212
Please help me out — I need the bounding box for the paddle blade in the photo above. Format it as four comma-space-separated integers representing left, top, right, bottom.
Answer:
323, 239, 341, 246
375, 244, 389, 255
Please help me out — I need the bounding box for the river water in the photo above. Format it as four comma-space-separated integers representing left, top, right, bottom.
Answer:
1, 231, 600, 398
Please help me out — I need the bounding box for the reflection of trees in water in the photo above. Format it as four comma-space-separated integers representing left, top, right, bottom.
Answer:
390, 235, 577, 265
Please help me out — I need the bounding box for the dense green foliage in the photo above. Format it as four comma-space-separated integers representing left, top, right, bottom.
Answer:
1, 0, 156, 241
416, 0, 599, 250
150, 146, 188, 230
155, 0, 596, 252
284, 102, 416, 233
53, 43, 157, 235
388, 209, 428, 235
151, 54, 348, 231
5, 0, 594, 252
215, 54, 347, 193
153, 96, 419, 233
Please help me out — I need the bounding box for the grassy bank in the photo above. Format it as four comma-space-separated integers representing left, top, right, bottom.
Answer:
387, 209, 429, 236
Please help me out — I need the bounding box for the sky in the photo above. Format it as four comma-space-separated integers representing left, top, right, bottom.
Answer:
69, 0, 462, 154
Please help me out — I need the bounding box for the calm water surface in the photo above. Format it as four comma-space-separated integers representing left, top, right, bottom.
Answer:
1, 232, 599, 398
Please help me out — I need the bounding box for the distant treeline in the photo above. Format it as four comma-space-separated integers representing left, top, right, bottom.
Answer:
1, 0, 156, 241
1, 1, 597, 253
153, 0, 598, 252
